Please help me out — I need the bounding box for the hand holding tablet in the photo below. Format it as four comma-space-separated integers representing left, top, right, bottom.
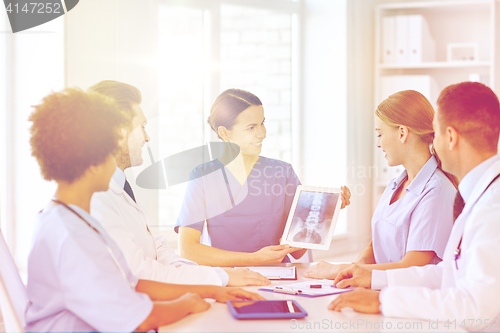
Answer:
281, 185, 343, 250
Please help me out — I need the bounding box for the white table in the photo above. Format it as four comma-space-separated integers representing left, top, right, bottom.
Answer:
160, 263, 465, 332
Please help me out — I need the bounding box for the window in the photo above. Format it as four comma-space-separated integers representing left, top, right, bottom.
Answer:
0, 18, 64, 277
157, 0, 300, 244
0, 9, 8, 237
158, 6, 206, 227
156, 1, 349, 254
219, 4, 293, 161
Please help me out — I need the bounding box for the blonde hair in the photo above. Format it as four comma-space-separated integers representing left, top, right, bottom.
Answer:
376, 90, 459, 188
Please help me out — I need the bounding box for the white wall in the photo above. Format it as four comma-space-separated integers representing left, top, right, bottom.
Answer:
65, 0, 160, 223
343, 0, 384, 257
1, 18, 64, 274
302, 0, 347, 188
300, 0, 356, 259
317, 0, 396, 258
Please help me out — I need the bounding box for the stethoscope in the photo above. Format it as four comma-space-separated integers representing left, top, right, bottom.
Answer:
453, 173, 500, 270
52, 198, 135, 288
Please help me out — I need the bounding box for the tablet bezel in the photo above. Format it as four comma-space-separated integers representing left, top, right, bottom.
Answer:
226, 300, 308, 320
280, 185, 342, 250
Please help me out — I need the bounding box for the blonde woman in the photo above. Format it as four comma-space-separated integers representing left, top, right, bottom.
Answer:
304, 90, 457, 286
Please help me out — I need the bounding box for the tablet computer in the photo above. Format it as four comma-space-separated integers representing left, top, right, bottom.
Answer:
227, 300, 307, 320
280, 185, 342, 250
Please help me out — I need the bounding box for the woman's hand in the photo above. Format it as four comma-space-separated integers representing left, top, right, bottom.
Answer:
178, 292, 211, 314
252, 244, 301, 265
302, 261, 352, 280
340, 185, 351, 209
211, 287, 265, 303
223, 268, 271, 286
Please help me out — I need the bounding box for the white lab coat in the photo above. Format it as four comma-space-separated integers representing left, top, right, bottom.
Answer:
25, 205, 153, 332
380, 158, 500, 331
91, 178, 226, 285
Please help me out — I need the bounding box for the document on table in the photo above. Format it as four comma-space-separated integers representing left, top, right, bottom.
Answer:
259, 279, 354, 297
242, 266, 297, 280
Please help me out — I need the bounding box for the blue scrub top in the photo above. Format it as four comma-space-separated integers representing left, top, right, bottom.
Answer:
175, 156, 301, 254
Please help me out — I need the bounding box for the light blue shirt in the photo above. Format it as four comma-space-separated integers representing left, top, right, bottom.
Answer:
372, 155, 456, 264
25, 204, 153, 332
113, 166, 127, 188
459, 154, 500, 203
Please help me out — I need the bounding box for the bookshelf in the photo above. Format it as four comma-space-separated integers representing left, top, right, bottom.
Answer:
372, 0, 500, 209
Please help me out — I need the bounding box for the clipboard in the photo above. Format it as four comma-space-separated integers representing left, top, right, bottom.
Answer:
242, 266, 297, 280
259, 279, 354, 297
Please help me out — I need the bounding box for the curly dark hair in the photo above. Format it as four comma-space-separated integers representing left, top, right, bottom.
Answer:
29, 88, 128, 183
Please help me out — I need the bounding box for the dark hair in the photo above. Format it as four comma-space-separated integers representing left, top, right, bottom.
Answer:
437, 82, 500, 153
29, 88, 128, 183
376, 90, 459, 188
87, 80, 142, 121
207, 89, 262, 139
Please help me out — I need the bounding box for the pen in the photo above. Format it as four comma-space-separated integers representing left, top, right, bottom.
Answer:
273, 287, 302, 294
310, 284, 322, 288
273, 288, 297, 295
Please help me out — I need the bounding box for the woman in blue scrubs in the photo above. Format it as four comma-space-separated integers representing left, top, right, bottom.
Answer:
303, 90, 458, 283
176, 89, 350, 266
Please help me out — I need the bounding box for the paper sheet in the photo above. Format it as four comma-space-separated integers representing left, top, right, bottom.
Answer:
259, 279, 354, 297
242, 266, 296, 280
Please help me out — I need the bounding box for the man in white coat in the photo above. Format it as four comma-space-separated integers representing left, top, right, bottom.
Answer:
327, 82, 500, 331
89, 80, 270, 287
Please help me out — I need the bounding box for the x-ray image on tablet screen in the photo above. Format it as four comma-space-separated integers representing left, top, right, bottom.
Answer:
281, 186, 342, 250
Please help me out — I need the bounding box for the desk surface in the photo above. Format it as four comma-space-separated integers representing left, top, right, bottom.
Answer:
159, 263, 465, 333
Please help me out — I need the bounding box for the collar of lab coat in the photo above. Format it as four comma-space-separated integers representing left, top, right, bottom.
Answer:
111, 167, 126, 188
459, 154, 500, 203
108, 172, 140, 207
391, 154, 438, 196
459, 156, 500, 218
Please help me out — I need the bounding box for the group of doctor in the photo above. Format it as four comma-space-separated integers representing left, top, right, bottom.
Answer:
24, 78, 500, 332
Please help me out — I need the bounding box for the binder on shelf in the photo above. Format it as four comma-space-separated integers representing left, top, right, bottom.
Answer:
408, 15, 436, 63
395, 15, 409, 64
468, 73, 490, 86
382, 16, 396, 64
382, 15, 436, 65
